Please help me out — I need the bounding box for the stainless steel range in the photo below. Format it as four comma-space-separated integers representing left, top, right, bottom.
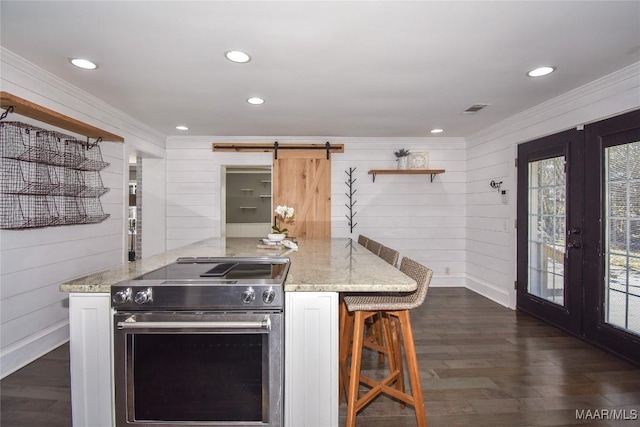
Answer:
111, 256, 290, 427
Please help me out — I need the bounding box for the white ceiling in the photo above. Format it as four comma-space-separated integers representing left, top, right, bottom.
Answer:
1, 1, 639, 138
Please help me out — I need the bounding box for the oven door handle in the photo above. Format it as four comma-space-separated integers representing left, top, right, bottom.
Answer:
117, 319, 271, 330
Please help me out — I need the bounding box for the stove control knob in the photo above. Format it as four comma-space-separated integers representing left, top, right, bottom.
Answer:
112, 288, 132, 305
241, 287, 255, 304
134, 288, 153, 305
262, 287, 276, 304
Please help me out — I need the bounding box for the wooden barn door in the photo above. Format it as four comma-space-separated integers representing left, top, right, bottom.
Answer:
273, 149, 331, 238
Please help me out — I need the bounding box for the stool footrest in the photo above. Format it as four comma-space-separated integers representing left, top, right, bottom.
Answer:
357, 371, 403, 411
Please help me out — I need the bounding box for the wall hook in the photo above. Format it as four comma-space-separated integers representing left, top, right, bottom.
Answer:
0, 106, 14, 121
84, 136, 103, 149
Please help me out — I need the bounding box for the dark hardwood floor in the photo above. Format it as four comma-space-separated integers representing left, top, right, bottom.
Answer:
1, 342, 71, 427
340, 288, 640, 427
2, 288, 639, 427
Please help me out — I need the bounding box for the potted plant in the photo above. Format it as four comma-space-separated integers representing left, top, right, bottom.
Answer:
394, 148, 411, 170
269, 205, 295, 241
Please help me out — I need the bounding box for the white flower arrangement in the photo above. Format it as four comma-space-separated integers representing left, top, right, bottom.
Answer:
272, 205, 295, 234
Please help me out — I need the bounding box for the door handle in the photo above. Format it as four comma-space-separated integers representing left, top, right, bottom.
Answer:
567, 228, 582, 249
117, 319, 271, 330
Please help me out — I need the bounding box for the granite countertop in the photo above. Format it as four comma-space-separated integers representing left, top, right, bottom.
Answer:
59, 237, 416, 293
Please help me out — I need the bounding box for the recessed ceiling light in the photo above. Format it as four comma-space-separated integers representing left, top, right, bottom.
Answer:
430, 128, 444, 134
175, 125, 189, 131
70, 58, 97, 70
225, 50, 251, 63
527, 66, 555, 77
247, 97, 265, 105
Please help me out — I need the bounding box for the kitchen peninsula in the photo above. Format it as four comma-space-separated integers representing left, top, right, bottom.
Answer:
60, 237, 416, 427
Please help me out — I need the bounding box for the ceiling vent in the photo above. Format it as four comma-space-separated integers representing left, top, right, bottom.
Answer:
462, 103, 490, 114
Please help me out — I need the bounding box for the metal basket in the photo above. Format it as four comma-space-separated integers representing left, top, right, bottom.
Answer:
0, 193, 57, 229
0, 122, 55, 164
1, 121, 111, 229
1, 158, 57, 195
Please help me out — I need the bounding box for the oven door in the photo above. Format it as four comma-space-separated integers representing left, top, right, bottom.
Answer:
114, 311, 283, 427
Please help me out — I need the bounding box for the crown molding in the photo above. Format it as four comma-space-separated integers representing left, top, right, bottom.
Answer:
469, 61, 640, 144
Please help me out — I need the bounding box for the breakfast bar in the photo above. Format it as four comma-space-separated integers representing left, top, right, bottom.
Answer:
60, 237, 416, 427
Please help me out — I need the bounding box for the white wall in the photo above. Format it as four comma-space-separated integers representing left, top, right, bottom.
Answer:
466, 62, 640, 309
0, 48, 165, 377
0, 139, 123, 378
165, 136, 467, 286
165, 137, 273, 250
331, 138, 466, 286
140, 157, 167, 258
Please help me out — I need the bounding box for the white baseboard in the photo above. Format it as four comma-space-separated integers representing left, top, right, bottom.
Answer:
0, 320, 69, 379
465, 275, 513, 309
430, 274, 466, 287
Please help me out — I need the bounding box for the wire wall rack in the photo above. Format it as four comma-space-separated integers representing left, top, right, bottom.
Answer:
0, 121, 110, 229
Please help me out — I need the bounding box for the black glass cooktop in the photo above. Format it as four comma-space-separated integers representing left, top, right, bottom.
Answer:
133, 258, 284, 281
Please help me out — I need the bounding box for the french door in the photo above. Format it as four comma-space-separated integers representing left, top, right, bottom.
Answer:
517, 110, 640, 364
517, 129, 584, 336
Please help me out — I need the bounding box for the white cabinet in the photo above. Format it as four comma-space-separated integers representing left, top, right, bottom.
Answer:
69, 293, 113, 427
285, 292, 339, 427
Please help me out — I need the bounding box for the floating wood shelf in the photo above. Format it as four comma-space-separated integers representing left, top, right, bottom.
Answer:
1, 92, 124, 142
368, 169, 445, 183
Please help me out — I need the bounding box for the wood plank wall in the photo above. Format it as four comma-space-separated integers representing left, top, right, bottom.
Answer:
165, 137, 467, 287
331, 139, 466, 286
465, 62, 640, 308
0, 138, 123, 378
0, 48, 167, 378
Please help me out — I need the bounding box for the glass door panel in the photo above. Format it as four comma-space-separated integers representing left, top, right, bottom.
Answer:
604, 141, 640, 336
527, 156, 566, 305
517, 128, 583, 336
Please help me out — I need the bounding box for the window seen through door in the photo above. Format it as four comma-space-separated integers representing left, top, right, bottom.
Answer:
604, 141, 640, 336
527, 156, 566, 305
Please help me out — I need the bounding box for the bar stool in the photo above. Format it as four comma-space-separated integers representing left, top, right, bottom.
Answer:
365, 239, 382, 256
341, 257, 433, 427
364, 245, 400, 362
378, 245, 399, 267
338, 294, 397, 404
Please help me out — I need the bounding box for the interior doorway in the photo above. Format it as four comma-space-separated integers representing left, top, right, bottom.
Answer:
127, 154, 141, 261
224, 166, 272, 238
